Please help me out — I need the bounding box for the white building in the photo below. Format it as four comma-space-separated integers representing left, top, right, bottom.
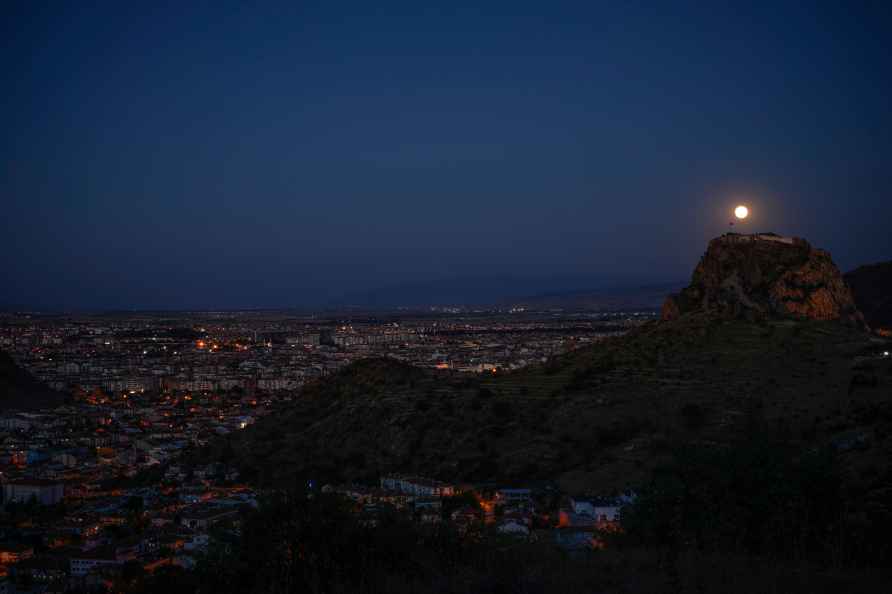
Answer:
2, 480, 64, 506
570, 497, 621, 522
496, 488, 532, 503
497, 519, 530, 537
380, 475, 455, 497
69, 548, 121, 577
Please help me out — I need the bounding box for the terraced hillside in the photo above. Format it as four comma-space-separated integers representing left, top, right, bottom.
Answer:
204, 315, 892, 495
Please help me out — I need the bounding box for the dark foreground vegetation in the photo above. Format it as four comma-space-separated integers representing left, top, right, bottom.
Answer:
107, 429, 892, 594
622, 434, 892, 569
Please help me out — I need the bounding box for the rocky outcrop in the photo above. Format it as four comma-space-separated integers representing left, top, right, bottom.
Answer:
662, 233, 864, 325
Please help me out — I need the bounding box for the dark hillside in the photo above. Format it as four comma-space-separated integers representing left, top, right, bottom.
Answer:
203, 316, 891, 495
0, 350, 67, 411
846, 261, 892, 331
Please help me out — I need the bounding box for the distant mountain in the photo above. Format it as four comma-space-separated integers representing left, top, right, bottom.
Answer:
0, 350, 67, 411
333, 276, 681, 310
845, 261, 892, 332
502, 282, 683, 312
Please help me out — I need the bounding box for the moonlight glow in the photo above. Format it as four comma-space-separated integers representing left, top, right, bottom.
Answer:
734, 205, 749, 220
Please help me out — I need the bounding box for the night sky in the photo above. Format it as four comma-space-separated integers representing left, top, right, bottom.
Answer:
3, 1, 891, 310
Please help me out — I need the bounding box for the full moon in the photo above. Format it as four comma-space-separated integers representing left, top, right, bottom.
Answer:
734, 205, 749, 220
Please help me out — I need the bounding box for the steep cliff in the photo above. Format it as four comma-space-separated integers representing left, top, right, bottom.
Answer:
662, 233, 863, 325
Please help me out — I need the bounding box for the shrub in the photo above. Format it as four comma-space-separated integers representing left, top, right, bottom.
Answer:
491, 399, 513, 419
680, 402, 707, 431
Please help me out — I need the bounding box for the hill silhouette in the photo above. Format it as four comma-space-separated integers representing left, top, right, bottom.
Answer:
205, 316, 889, 493
846, 260, 892, 332
0, 350, 67, 411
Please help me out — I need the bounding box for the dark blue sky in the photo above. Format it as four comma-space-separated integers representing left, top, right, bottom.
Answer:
3, 1, 891, 309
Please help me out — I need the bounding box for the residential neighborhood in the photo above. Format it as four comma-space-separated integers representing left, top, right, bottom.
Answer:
0, 310, 648, 591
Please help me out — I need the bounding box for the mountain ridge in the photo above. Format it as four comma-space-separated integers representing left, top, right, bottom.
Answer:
332, 276, 683, 310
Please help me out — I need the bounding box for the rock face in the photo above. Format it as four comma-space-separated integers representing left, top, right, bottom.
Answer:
662, 233, 863, 325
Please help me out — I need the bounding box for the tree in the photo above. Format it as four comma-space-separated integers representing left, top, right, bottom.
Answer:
619, 435, 845, 564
